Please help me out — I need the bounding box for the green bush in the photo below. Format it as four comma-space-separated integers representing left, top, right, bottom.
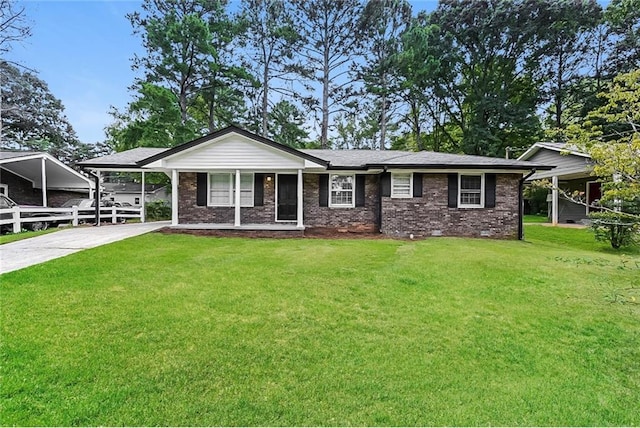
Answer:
524, 184, 549, 215
589, 211, 640, 249
145, 200, 171, 221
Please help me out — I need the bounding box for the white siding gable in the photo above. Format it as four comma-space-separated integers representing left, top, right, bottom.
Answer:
527, 148, 592, 180
160, 134, 307, 170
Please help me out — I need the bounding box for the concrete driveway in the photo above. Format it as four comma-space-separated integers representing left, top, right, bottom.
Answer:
0, 221, 169, 275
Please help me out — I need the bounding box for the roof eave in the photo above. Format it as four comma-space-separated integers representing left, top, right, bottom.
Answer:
366, 163, 554, 171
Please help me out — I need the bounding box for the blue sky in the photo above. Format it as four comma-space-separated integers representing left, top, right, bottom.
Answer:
8, 0, 439, 144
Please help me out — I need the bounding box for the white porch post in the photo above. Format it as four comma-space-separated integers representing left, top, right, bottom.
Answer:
171, 169, 179, 226
234, 169, 241, 226
551, 175, 559, 226
141, 171, 146, 223
297, 169, 303, 228
96, 170, 101, 225
41, 157, 48, 207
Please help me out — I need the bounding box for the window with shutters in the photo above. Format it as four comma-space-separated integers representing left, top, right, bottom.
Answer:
329, 174, 355, 207
391, 173, 412, 198
458, 174, 484, 208
208, 173, 254, 207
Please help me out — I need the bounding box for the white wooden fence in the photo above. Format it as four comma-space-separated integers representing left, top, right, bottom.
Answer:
0, 206, 143, 234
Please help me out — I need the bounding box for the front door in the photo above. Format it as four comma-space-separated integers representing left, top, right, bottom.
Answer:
277, 174, 297, 221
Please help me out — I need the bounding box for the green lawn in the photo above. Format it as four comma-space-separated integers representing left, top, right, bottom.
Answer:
523, 213, 549, 223
0, 227, 61, 245
1, 226, 639, 426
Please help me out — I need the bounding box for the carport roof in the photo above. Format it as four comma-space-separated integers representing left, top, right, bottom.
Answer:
0, 151, 94, 190
78, 147, 169, 169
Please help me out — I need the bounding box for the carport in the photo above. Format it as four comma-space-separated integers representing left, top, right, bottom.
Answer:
0, 151, 94, 206
77, 147, 169, 223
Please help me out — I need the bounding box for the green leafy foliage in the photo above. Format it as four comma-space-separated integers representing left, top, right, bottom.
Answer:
0, 61, 106, 164
590, 211, 640, 249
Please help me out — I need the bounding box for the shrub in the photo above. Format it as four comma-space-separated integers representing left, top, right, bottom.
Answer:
145, 200, 171, 221
589, 211, 640, 249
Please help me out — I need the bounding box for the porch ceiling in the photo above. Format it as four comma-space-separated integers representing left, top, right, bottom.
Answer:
0, 154, 93, 190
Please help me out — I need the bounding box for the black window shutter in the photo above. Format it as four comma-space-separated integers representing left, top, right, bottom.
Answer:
447, 174, 458, 208
413, 173, 423, 197
196, 173, 208, 206
380, 172, 391, 197
355, 175, 366, 207
254, 174, 264, 206
485, 173, 496, 208
319, 175, 329, 207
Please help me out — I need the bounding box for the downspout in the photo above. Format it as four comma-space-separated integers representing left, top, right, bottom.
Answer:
518, 169, 537, 240
377, 167, 387, 233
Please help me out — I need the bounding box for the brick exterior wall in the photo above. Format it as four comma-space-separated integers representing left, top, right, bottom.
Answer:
381, 173, 520, 239
176, 171, 521, 239
303, 174, 379, 232
1, 167, 88, 207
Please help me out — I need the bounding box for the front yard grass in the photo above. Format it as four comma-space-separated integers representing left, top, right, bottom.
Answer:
1, 226, 639, 426
0, 227, 60, 245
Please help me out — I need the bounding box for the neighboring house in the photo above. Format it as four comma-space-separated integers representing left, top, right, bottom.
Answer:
103, 182, 169, 207
79, 126, 552, 239
0, 151, 94, 207
518, 142, 598, 225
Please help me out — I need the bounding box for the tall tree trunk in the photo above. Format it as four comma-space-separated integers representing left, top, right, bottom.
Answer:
555, 48, 564, 129
321, 45, 330, 149
261, 60, 269, 137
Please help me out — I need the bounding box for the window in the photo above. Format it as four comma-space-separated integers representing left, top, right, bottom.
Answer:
391, 173, 412, 198
459, 174, 484, 208
134, 197, 140, 205
330, 174, 354, 207
208, 173, 254, 207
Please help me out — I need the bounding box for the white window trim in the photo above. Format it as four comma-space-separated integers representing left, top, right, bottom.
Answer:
458, 173, 485, 208
0, 184, 7, 195
329, 173, 356, 208
391, 172, 413, 198
207, 172, 254, 207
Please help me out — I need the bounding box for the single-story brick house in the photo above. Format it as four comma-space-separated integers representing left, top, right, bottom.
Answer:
518, 142, 598, 225
79, 126, 552, 239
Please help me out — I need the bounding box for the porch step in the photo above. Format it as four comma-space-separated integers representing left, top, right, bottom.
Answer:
170, 223, 305, 231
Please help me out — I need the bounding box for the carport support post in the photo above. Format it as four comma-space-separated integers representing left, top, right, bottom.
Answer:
551, 175, 559, 226
141, 171, 146, 223
95, 170, 101, 226
41, 157, 48, 207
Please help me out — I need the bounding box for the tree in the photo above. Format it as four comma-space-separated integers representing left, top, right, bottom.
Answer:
567, 69, 640, 248
106, 83, 199, 151
240, 0, 302, 138
604, 0, 640, 75
290, 0, 364, 149
0, 61, 97, 165
0, 0, 31, 55
126, 0, 252, 137
267, 100, 309, 148
357, 0, 412, 150
538, 0, 601, 131
396, 0, 552, 157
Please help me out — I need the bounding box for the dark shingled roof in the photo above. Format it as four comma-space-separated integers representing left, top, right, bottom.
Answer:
78, 127, 553, 172
0, 150, 44, 160
303, 149, 550, 170
78, 147, 168, 168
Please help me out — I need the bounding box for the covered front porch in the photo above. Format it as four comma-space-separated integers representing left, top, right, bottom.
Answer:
170, 169, 307, 230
